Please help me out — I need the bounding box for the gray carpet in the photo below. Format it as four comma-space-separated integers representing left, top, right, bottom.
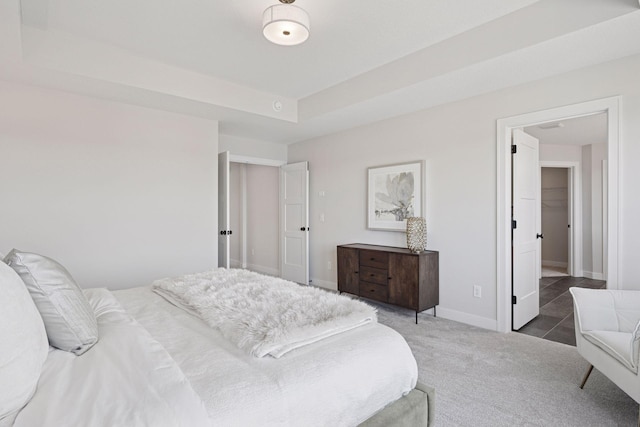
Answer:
374, 303, 637, 427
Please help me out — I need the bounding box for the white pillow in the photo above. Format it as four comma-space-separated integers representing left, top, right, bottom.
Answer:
0, 261, 48, 426
4, 250, 99, 355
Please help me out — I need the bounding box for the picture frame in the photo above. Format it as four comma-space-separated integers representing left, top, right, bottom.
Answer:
367, 161, 424, 231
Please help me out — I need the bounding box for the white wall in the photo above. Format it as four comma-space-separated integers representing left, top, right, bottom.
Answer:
219, 134, 287, 163
229, 162, 243, 267
541, 168, 568, 266
582, 143, 607, 279
539, 144, 582, 163
245, 165, 279, 275
288, 53, 640, 328
0, 80, 219, 290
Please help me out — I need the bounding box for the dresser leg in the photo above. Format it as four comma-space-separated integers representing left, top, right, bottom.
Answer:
415, 311, 418, 324
433, 306, 436, 317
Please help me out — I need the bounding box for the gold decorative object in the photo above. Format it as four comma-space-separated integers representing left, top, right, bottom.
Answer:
406, 217, 426, 254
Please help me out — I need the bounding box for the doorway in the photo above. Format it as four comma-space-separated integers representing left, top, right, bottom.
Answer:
496, 96, 620, 333
540, 167, 570, 278
228, 162, 280, 276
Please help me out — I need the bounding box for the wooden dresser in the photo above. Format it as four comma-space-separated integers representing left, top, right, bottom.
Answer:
337, 244, 439, 323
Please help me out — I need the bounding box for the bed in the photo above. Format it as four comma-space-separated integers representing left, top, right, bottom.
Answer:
1, 251, 434, 427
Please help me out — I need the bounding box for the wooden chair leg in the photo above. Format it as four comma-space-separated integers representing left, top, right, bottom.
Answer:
580, 364, 594, 389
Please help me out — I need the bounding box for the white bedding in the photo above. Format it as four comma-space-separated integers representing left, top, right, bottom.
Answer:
117, 286, 418, 427
13, 288, 210, 427
15, 285, 418, 427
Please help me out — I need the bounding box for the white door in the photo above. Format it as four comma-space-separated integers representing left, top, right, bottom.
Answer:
218, 151, 230, 268
280, 162, 309, 285
512, 129, 540, 330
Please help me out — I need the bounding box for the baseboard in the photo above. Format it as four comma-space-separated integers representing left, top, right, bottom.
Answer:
583, 271, 605, 281
309, 279, 498, 331
542, 260, 568, 268
436, 307, 497, 331
309, 278, 337, 291
246, 263, 280, 277
229, 258, 242, 269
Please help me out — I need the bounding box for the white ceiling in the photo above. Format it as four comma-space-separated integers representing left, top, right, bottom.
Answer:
524, 113, 608, 146
2, 0, 640, 145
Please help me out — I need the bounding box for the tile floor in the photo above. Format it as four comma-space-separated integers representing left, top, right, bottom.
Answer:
516, 276, 606, 346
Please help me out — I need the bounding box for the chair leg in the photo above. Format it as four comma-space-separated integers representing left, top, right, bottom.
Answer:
580, 364, 594, 389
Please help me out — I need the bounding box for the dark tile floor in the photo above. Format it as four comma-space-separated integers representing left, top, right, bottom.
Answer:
516, 276, 606, 346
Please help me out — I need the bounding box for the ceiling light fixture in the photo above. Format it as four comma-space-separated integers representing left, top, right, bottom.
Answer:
537, 122, 565, 129
263, 0, 310, 46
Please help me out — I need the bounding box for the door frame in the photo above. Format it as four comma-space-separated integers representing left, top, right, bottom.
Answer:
496, 96, 620, 333
539, 162, 582, 278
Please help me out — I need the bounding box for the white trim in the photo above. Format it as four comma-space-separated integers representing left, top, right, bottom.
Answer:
539, 161, 582, 278
246, 263, 280, 277
583, 271, 605, 281
497, 96, 620, 333
230, 154, 286, 167
309, 278, 336, 290
437, 307, 497, 331
240, 163, 248, 269
542, 260, 568, 268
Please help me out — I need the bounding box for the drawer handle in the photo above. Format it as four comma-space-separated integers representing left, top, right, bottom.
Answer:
354, 271, 359, 274
369, 289, 375, 292
370, 258, 375, 261
370, 274, 374, 277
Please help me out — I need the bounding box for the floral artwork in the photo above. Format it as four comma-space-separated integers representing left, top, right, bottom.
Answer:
375, 172, 415, 221
368, 161, 423, 231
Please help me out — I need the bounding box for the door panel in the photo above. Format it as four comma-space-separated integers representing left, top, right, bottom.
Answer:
388, 254, 418, 309
337, 247, 359, 295
280, 162, 309, 284
512, 129, 540, 330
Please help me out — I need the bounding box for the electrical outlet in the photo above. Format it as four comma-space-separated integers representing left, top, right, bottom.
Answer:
251, 248, 255, 256
473, 285, 482, 298
327, 261, 332, 270
320, 213, 325, 222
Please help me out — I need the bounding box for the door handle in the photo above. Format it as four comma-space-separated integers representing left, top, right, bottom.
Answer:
299, 227, 309, 231
220, 230, 227, 235
536, 233, 544, 239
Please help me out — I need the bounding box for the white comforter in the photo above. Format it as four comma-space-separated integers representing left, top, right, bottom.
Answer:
117, 286, 418, 427
14, 289, 210, 427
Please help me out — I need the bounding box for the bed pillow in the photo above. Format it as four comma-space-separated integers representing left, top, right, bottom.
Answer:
4, 249, 99, 355
0, 261, 49, 426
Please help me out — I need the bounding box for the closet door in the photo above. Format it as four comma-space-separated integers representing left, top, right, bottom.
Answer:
280, 162, 309, 285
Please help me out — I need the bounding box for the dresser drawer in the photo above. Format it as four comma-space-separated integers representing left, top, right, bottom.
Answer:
359, 282, 388, 303
359, 266, 388, 286
359, 250, 388, 269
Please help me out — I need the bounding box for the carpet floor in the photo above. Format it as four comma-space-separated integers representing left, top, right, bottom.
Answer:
375, 303, 637, 426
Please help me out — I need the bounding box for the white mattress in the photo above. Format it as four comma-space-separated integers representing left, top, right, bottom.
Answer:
115, 286, 418, 427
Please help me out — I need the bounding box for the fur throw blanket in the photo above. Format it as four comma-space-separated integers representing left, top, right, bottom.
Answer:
152, 269, 377, 358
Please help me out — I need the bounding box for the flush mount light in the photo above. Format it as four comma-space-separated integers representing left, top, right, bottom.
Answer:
263, 0, 310, 46
537, 122, 565, 129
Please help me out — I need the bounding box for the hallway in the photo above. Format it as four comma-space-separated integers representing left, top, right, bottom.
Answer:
517, 276, 606, 346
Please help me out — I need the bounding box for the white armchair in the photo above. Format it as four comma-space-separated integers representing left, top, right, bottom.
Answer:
570, 287, 640, 424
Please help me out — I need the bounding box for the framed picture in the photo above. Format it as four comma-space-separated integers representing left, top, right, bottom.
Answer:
367, 161, 424, 231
